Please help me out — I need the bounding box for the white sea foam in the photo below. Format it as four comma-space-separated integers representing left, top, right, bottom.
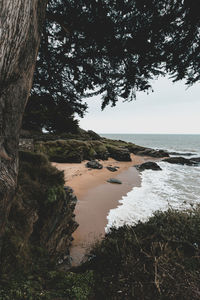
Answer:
106, 162, 200, 232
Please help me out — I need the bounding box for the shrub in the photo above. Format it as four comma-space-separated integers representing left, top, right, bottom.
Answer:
87, 208, 200, 300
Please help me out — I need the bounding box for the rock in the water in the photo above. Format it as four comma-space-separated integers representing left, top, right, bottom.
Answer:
191, 157, 200, 163
137, 148, 169, 158
163, 157, 197, 166
107, 178, 122, 184
86, 160, 103, 169
106, 166, 118, 172
167, 151, 195, 156
135, 162, 162, 172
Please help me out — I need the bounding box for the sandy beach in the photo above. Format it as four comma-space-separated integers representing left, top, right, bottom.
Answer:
52, 154, 147, 265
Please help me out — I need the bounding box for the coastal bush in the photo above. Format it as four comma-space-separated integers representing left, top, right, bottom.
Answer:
35, 139, 111, 162
35, 139, 97, 162
87, 208, 200, 300
0, 270, 94, 300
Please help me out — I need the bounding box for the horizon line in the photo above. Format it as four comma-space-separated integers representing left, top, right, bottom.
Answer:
98, 132, 200, 135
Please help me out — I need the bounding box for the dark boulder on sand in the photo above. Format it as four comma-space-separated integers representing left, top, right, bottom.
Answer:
135, 162, 162, 172
86, 160, 103, 169
107, 178, 122, 184
163, 157, 198, 166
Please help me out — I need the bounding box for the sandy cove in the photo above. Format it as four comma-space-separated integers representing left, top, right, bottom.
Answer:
52, 154, 148, 265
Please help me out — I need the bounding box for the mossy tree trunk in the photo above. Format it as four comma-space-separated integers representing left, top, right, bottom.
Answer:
0, 0, 48, 243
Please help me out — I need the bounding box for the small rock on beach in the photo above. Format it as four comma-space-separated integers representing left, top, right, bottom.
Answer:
107, 178, 122, 184
106, 166, 118, 172
85, 160, 103, 169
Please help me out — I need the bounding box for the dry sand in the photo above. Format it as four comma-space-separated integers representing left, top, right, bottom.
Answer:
52, 154, 147, 265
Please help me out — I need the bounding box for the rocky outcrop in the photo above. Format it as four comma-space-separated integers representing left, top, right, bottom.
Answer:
107, 178, 122, 184
135, 162, 162, 172
87, 130, 102, 140
1, 151, 78, 274
137, 148, 169, 158
126, 143, 146, 154
106, 145, 131, 161
126, 143, 169, 158
163, 156, 198, 166
167, 151, 195, 156
191, 157, 200, 163
90, 141, 109, 160
34, 135, 171, 164
86, 160, 103, 169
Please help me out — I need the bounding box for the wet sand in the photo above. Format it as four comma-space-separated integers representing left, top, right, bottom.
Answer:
53, 154, 147, 265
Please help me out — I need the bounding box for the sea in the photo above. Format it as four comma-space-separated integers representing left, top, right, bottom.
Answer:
100, 134, 200, 231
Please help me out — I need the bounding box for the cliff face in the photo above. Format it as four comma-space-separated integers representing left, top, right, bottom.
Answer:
1, 151, 78, 275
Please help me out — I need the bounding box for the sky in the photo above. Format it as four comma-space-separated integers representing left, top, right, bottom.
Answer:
78, 77, 200, 134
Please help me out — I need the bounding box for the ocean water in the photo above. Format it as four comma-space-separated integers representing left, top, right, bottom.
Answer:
101, 134, 200, 231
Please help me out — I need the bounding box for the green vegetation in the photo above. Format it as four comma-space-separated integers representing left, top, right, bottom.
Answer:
34, 137, 141, 163
21, 1, 199, 135
0, 270, 94, 300
34, 135, 157, 163
33, 0, 199, 113
34, 139, 117, 162
0, 151, 65, 275
87, 208, 200, 299
22, 94, 82, 134
35, 139, 97, 162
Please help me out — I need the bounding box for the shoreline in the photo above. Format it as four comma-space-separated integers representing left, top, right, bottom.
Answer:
53, 154, 149, 266
70, 166, 141, 266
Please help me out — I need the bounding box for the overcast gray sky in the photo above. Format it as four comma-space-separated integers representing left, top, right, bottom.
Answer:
78, 77, 200, 134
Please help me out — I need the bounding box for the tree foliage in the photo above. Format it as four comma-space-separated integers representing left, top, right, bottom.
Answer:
23, 0, 200, 132
22, 94, 79, 133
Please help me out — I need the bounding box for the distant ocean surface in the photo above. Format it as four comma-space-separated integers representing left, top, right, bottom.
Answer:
101, 134, 200, 231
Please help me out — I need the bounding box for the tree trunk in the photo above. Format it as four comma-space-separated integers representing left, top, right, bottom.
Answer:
0, 1, 48, 241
